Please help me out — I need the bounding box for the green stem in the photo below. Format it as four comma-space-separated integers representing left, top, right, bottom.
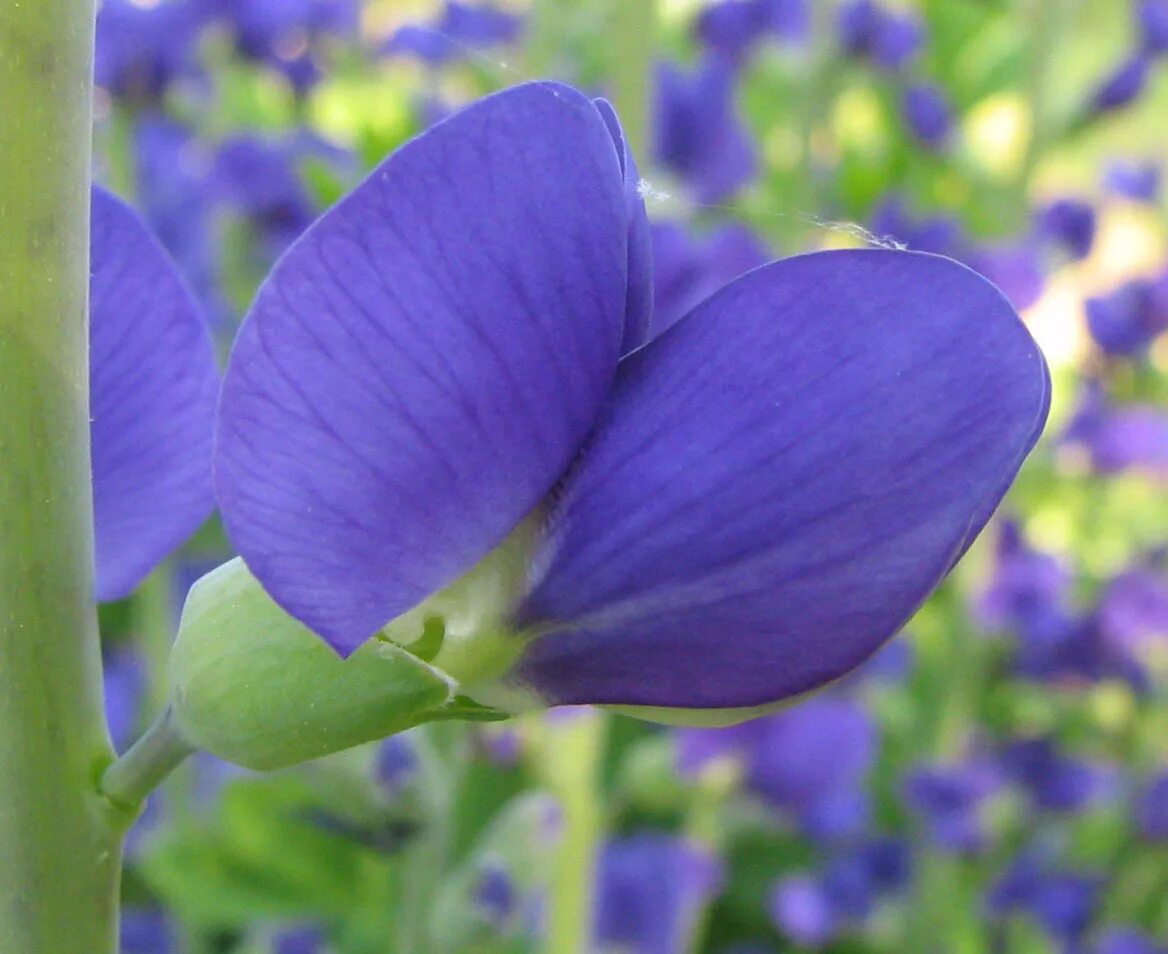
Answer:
539, 711, 608, 954
603, 0, 656, 157
101, 707, 195, 811
0, 3, 126, 952
792, 0, 835, 246
1013, 0, 1058, 206
391, 724, 460, 954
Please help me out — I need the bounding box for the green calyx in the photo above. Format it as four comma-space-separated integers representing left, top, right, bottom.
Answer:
169, 559, 458, 771
168, 518, 549, 771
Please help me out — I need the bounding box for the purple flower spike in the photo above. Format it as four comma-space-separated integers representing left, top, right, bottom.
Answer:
90, 187, 219, 601
517, 251, 1048, 708
216, 83, 635, 653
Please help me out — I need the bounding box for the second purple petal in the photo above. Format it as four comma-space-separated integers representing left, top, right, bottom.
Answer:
515, 250, 1050, 708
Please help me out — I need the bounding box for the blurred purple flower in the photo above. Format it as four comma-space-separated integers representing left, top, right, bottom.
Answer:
988, 851, 1102, 943
212, 133, 348, 259
769, 840, 909, 946
473, 862, 517, 926
128, 116, 228, 326
694, 0, 807, 61
650, 221, 770, 336
747, 697, 877, 840
594, 834, 723, 954
384, 1, 522, 64
121, 909, 175, 954
871, 12, 924, 71
1090, 56, 1150, 114
675, 718, 772, 778
1094, 928, 1168, 954
837, 0, 881, 56
1085, 278, 1168, 356
902, 83, 953, 147
975, 519, 1071, 636
1135, 770, 1168, 840
1098, 568, 1168, 662
1139, 0, 1168, 54
1040, 198, 1097, 261
1001, 737, 1116, 813
214, 82, 1049, 710
95, 0, 212, 100
965, 241, 1045, 311
375, 734, 418, 793
274, 924, 328, 954
869, 196, 963, 255
770, 876, 836, 946
905, 761, 1001, 854
90, 188, 219, 600
654, 56, 757, 202
1106, 159, 1162, 202
103, 648, 146, 753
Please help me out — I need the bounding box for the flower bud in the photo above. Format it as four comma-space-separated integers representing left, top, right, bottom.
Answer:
168, 559, 457, 770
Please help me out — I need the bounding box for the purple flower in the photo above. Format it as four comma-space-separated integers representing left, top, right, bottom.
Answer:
769, 875, 837, 946
130, 116, 224, 325
103, 648, 146, 752
1106, 159, 1162, 202
988, 852, 1102, 943
1040, 198, 1097, 261
274, 924, 328, 954
905, 761, 1001, 854
384, 1, 522, 64
213, 83, 1048, 712
694, 0, 807, 61
1085, 279, 1168, 356
1098, 568, 1168, 661
1001, 737, 1114, 813
869, 196, 964, 255
1135, 770, 1168, 840
964, 241, 1045, 311
1095, 928, 1168, 954
1090, 56, 1150, 114
1086, 406, 1168, 477
473, 863, 517, 926
975, 519, 1071, 636
746, 697, 877, 840
90, 188, 219, 601
837, 0, 881, 56
650, 221, 770, 336
211, 133, 348, 260
375, 733, 418, 792
95, 0, 211, 100
769, 840, 909, 946
675, 718, 772, 777
594, 833, 723, 954
871, 12, 924, 71
654, 57, 757, 202
227, 0, 358, 57
120, 909, 175, 953
901, 83, 953, 148
1139, 0, 1168, 54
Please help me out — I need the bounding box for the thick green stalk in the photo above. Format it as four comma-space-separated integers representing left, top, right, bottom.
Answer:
537, 711, 608, 954
0, 4, 126, 953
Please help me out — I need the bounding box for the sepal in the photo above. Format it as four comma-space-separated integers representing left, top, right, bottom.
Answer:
169, 559, 460, 770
